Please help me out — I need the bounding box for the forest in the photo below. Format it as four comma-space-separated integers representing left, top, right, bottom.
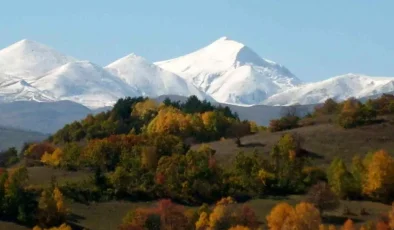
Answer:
1, 94, 394, 229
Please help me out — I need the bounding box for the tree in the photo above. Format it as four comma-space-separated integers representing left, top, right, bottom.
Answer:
37, 187, 67, 227
120, 199, 188, 230
292, 202, 321, 230
314, 98, 339, 115
0, 147, 19, 167
226, 122, 251, 147
266, 202, 294, 230
141, 146, 158, 170
341, 219, 356, 230
306, 182, 339, 215
327, 158, 355, 198
362, 150, 394, 201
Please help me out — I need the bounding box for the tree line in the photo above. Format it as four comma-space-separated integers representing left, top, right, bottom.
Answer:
269, 94, 394, 131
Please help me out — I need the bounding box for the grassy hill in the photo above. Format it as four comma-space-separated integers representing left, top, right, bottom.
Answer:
195, 121, 394, 167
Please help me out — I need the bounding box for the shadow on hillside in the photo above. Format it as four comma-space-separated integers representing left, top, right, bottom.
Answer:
67, 222, 88, 230
67, 212, 86, 229
300, 148, 324, 159
240, 142, 265, 148
322, 215, 362, 225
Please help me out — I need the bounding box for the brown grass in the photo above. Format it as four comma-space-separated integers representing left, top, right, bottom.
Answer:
193, 122, 394, 167
27, 166, 92, 186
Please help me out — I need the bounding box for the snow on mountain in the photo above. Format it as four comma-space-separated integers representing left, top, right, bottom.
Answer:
155, 36, 301, 104
263, 73, 394, 105
0, 73, 55, 103
31, 61, 139, 108
0, 39, 77, 79
105, 53, 210, 100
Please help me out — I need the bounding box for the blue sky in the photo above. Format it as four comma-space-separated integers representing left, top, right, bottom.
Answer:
1, 0, 393, 82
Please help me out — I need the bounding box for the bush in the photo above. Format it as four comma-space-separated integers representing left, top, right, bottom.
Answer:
269, 116, 299, 132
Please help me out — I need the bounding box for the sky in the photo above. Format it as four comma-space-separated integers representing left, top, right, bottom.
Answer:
0, 0, 393, 82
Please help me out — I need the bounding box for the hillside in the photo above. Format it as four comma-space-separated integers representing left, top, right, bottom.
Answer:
194, 121, 394, 167
2, 95, 394, 229
0, 126, 47, 151
0, 100, 94, 133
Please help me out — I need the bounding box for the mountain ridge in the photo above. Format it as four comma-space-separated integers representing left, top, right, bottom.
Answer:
0, 37, 394, 109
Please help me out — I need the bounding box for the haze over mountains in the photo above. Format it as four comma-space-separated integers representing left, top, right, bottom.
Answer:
0, 37, 393, 109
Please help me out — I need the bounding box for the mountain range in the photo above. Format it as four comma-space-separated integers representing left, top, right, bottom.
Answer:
0, 37, 393, 109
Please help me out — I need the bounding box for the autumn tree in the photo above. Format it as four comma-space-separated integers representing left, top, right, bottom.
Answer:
33, 223, 72, 230
337, 97, 375, 128
37, 187, 67, 227
132, 99, 159, 122
1, 166, 36, 223
147, 107, 194, 138
41, 148, 63, 167
362, 150, 394, 201
24, 142, 56, 161
342, 219, 356, 230
314, 98, 339, 115
266, 202, 294, 230
269, 133, 308, 193
120, 199, 188, 230
291, 202, 322, 230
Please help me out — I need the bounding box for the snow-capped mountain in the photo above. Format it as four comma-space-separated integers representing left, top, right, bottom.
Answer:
105, 53, 209, 100
31, 61, 139, 108
155, 36, 301, 105
0, 39, 76, 79
1, 37, 394, 110
263, 73, 394, 105
0, 73, 55, 103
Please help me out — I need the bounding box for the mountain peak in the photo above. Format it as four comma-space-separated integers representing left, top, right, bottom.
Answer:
14, 39, 41, 46
0, 39, 77, 78
156, 37, 301, 105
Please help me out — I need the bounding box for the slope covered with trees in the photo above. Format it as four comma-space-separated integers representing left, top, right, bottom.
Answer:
3, 94, 394, 229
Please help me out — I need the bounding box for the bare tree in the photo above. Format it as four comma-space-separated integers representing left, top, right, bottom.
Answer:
226, 122, 251, 147
306, 181, 340, 216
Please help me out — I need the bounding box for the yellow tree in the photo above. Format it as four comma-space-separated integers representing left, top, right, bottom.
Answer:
33, 223, 72, 230
38, 187, 67, 227
293, 202, 321, 230
341, 219, 356, 230
132, 99, 158, 118
41, 148, 63, 167
266, 202, 294, 230
147, 107, 193, 137
363, 150, 394, 200
195, 212, 209, 230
